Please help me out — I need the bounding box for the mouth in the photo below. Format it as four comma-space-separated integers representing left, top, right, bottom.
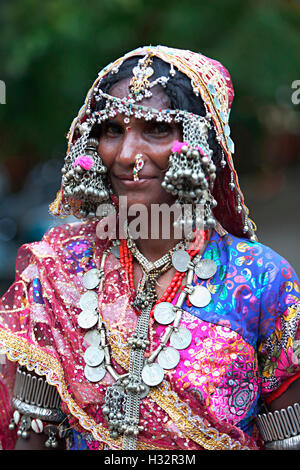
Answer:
116, 174, 156, 180
113, 174, 157, 185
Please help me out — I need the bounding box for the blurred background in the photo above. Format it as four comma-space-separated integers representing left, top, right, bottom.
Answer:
0, 0, 300, 295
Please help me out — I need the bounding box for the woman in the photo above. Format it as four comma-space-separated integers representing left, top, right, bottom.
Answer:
0, 45, 300, 451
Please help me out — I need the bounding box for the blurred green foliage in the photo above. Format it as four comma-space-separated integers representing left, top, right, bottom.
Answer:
0, 0, 300, 178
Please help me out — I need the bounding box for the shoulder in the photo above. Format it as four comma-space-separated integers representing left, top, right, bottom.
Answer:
220, 232, 300, 341
42, 219, 99, 246
15, 219, 107, 280
218, 231, 299, 312
221, 232, 296, 283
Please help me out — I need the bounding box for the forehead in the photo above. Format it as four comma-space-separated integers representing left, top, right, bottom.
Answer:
108, 77, 171, 110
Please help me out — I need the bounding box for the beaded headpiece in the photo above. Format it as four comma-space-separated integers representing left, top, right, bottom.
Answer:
50, 45, 257, 241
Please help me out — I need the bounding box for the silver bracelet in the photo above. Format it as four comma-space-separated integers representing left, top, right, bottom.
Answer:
256, 403, 300, 448
12, 366, 64, 422
14, 366, 61, 408
9, 367, 68, 447
264, 434, 300, 450
12, 397, 65, 422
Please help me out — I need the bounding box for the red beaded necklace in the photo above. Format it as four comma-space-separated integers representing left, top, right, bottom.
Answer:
119, 229, 209, 317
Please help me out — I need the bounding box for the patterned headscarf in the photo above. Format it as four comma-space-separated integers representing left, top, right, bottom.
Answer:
50, 45, 257, 241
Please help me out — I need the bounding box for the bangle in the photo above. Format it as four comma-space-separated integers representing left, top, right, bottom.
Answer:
12, 397, 65, 422
256, 402, 300, 446
264, 434, 300, 450
8, 366, 68, 448
13, 366, 61, 410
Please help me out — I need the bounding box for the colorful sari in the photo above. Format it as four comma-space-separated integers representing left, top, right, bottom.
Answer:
1, 219, 299, 450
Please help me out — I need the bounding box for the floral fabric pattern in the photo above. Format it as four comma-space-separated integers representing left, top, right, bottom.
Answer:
0, 220, 299, 450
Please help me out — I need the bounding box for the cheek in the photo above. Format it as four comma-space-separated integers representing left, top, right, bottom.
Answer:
97, 140, 116, 169
152, 127, 182, 168
150, 142, 174, 170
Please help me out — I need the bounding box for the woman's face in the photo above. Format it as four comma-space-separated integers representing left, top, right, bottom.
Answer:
97, 78, 182, 209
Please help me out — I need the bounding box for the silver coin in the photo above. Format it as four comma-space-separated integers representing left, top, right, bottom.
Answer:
171, 249, 190, 272
141, 363, 164, 387
84, 329, 101, 347
170, 327, 192, 350
195, 259, 217, 279
83, 346, 104, 367
189, 285, 211, 308
84, 364, 106, 383
111, 245, 120, 259
157, 347, 180, 369
79, 291, 98, 310
82, 269, 100, 290
153, 302, 176, 325
77, 310, 98, 329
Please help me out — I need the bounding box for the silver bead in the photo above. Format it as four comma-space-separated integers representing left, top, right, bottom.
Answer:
21, 430, 30, 439
181, 145, 189, 154
206, 217, 216, 228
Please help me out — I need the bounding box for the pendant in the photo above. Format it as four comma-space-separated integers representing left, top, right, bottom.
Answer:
79, 291, 98, 310
84, 364, 106, 382
83, 346, 104, 367
141, 363, 164, 387
189, 285, 211, 308
157, 347, 180, 369
77, 309, 98, 329
82, 269, 100, 290
170, 327, 192, 350
171, 249, 190, 272
194, 259, 217, 279
84, 329, 101, 347
153, 302, 176, 325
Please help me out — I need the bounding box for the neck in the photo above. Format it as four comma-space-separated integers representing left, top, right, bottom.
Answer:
134, 237, 179, 263
132, 227, 212, 262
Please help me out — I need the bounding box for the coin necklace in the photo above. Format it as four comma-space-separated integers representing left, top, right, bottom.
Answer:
77, 232, 217, 449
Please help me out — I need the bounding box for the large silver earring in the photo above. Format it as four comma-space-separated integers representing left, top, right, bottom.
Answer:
161, 145, 217, 233
61, 137, 111, 218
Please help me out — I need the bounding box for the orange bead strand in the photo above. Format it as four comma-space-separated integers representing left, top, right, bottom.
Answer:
119, 229, 209, 316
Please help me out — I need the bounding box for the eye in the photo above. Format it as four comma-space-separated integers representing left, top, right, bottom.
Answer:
102, 121, 123, 136
145, 122, 172, 135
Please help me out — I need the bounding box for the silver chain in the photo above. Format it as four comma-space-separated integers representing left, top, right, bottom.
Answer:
122, 303, 153, 450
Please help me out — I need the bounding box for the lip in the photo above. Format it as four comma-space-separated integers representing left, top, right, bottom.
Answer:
116, 177, 156, 187
116, 174, 156, 180
112, 174, 157, 186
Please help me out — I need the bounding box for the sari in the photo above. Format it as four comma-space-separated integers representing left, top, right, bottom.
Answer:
1, 218, 299, 450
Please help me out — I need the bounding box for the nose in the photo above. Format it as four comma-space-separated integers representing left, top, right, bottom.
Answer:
117, 128, 146, 168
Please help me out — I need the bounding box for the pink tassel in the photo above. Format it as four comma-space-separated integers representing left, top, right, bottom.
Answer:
73, 156, 94, 170
171, 140, 189, 153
